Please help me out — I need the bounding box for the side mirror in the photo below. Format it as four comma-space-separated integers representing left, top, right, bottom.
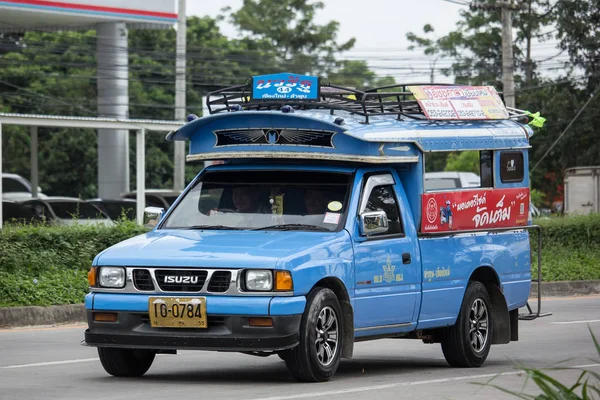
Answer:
143, 206, 164, 228
360, 210, 389, 236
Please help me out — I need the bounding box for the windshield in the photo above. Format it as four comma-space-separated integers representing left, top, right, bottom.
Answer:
425, 178, 461, 190
162, 170, 351, 231
97, 202, 136, 220
49, 202, 108, 219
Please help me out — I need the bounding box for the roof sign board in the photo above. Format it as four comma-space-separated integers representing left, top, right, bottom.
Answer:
408, 85, 510, 121
251, 73, 320, 101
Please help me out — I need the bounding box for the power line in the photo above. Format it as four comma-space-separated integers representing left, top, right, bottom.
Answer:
531, 87, 600, 173
440, 0, 471, 5
0, 78, 97, 116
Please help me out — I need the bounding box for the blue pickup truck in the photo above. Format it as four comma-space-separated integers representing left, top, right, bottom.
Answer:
83, 74, 545, 382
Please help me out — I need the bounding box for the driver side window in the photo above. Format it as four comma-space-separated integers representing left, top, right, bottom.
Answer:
364, 185, 404, 235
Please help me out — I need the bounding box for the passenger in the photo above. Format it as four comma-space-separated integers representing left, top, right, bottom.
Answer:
232, 185, 265, 213
304, 188, 329, 215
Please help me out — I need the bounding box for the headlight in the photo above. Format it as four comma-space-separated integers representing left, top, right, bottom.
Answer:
98, 267, 126, 288
245, 270, 273, 291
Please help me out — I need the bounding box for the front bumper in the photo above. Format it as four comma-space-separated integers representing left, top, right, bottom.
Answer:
83, 311, 301, 352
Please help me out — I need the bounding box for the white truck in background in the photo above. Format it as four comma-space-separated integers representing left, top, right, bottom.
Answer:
564, 166, 600, 215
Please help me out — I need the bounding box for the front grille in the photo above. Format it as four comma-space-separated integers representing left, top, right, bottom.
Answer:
133, 269, 155, 291
207, 271, 232, 292
155, 269, 208, 292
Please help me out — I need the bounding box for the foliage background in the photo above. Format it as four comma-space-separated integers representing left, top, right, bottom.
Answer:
0, 221, 145, 307
0, 0, 599, 209
0, 214, 599, 307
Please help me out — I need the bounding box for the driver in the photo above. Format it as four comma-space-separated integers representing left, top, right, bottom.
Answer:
304, 188, 329, 215
232, 185, 263, 213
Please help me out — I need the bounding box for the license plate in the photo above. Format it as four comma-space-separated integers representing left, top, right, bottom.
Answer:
149, 297, 207, 328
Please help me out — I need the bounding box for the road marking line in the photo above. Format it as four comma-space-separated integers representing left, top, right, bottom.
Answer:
551, 319, 600, 325
1, 358, 98, 369
248, 363, 600, 400
0, 353, 180, 369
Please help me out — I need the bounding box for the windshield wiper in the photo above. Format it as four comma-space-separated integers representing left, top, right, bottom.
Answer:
253, 224, 330, 231
184, 225, 242, 230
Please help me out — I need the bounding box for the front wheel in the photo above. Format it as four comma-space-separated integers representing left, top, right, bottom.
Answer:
97, 347, 155, 377
441, 281, 493, 368
281, 287, 343, 382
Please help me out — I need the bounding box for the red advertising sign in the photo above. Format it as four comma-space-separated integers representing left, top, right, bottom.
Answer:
421, 188, 530, 233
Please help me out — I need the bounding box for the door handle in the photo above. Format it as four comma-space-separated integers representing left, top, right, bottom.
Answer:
402, 253, 411, 264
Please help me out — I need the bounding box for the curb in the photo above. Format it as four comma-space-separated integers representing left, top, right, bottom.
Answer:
530, 280, 600, 298
1, 281, 599, 328
0, 304, 85, 328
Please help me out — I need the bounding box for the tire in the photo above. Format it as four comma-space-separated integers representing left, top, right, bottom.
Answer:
441, 281, 493, 368
282, 287, 343, 382
97, 347, 156, 377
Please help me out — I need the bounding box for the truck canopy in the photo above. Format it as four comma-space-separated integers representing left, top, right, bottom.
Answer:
166, 73, 534, 164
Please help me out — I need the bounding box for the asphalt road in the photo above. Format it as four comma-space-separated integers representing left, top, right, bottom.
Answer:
1, 296, 599, 400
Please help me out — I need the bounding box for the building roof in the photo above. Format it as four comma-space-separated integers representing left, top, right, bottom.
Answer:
0, 0, 176, 32
0, 113, 182, 131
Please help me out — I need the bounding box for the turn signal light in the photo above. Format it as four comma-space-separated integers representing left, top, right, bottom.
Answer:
88, 267, 97, 287
275, 271, 293, 291
249, 317, 273, 327
93, 313, 117, 322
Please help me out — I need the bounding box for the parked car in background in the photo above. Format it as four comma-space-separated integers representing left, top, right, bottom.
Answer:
121, 189, 181, 210
2, 200, 43, 225
20, 197, 113, 226
87, 198, 137, 221
2, 173, 47, 201
424, 171, 480, 190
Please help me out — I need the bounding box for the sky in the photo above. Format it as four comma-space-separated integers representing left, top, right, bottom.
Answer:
187, 0, 464, 50
185, 0, 565, 84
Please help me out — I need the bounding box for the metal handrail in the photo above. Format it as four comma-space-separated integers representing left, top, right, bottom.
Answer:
420, 224, 551, 321
519, 225, 553, 320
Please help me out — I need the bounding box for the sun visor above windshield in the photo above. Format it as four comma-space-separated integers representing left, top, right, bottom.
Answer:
166, 111, 421, 164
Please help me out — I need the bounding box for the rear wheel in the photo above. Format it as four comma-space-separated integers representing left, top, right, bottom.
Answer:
282, 287, 343, 382
441, 281, 492, 368
97, 347, 155, 377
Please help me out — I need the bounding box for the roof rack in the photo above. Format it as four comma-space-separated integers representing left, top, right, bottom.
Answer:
205, 76, 526, 124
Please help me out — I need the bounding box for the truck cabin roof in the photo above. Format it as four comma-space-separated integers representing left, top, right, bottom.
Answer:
167, 73, 535, 165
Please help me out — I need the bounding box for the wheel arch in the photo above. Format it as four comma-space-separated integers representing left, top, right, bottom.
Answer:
312, 277, 354, 359
468, 265, 511, 345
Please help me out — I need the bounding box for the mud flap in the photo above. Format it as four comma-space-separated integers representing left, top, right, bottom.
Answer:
340, 300, 354, 359
490, 284, 511, 345
510, 309, 519, 341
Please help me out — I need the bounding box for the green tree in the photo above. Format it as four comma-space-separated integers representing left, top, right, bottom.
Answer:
225, 0, 355, 76
444, 151, 480, 174
406, 24, 443, 83
404, 0, 600, 209
1, 8, 394, 198
406, 0, 554, 86
325, 60, 394, 89
553, 0, 600, 91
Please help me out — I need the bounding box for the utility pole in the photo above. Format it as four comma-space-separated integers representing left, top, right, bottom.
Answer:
173, 0, 187, 192
524, 0, 533, 82
471, 0, 524, 108
500, 1, 516, 108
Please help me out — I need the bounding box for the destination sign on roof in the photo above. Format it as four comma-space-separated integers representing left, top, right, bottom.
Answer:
408, 85, 510, 120
251, 73, 319, 101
